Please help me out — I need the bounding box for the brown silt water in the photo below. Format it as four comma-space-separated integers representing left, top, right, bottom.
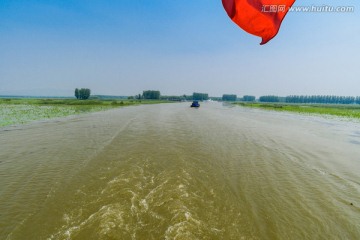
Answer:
1, 102, 359, 239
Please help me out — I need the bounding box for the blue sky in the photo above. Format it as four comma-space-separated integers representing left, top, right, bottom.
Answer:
0, 0, 359, 97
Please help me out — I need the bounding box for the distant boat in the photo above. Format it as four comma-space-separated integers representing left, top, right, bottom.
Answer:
190, 101, 200, 108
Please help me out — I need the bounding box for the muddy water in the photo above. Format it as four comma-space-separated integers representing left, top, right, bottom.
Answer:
0, 102, 359, 239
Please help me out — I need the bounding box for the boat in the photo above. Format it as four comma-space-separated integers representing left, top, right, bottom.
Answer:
190, 100, 200, 108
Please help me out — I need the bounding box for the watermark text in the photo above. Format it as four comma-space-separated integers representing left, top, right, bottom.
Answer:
262, 5, 355, 13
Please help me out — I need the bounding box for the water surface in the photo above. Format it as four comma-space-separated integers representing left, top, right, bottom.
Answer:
0, 102, 359, 239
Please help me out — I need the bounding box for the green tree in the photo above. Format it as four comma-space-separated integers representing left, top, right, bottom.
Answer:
243, 95, 255, 101
259, 95, 280, 102
222, 94, 237, 101
356, 97, 360, 104
285, 95, 356, 104
143, 90, 160, 99
193, 92, 209, 101
75, 88, 79, 99
76, 88, 91, 100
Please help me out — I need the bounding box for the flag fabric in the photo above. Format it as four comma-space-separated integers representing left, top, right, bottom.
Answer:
222, 0, 296, 44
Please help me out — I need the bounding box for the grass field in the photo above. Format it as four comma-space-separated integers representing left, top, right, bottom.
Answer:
234, 102, 360, 119
0, 98, 170, 127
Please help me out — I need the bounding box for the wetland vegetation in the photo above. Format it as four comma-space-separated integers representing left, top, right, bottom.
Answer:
234, 102, 360, 119
0, 98, 170, 127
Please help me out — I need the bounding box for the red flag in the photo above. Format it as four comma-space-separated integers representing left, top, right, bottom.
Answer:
222, 0, 295, 44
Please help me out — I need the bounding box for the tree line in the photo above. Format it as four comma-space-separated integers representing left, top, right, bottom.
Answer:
143, 90, 160, 99
75, 88, 91, 100
259, 95, 280, 102
285, 95, 360, 104
243, 95, 256, 101
222, 95, 256, 102
257, 95, 360, 104
73, 88, 360, 105
222, 94, 237, 101
128, 91, 211, 101
193, 92, 209, 101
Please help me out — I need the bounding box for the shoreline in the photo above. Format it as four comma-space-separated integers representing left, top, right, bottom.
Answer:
0, 98, 171, 127
233, 102, 360, 119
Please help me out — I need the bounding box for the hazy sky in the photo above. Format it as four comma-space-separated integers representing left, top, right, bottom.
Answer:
0, 0, 359, 97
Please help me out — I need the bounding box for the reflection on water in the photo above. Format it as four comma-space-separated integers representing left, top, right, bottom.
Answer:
0, 102, 360, 239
